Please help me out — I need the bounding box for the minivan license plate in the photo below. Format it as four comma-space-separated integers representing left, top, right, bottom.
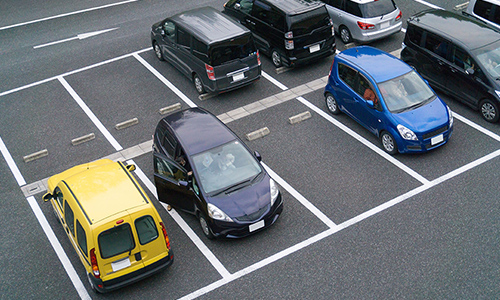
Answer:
232, 72, 245, 82
111, 257, 131, 272
249, 220, 265, 232
431, 134, 444, 145
309, 44, 320, 53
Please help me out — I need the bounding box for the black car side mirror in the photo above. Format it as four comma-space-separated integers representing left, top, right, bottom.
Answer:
254, 151, 262, 161
179, 180, 189, 188
465, 68, 475, 75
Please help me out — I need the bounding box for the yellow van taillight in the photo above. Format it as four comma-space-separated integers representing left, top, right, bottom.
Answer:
90, 248, 101, 278
160, 222, 171, 250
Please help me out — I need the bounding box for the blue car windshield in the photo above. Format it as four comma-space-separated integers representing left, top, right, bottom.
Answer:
192, 140, 262, 195
378, 70, 436, 113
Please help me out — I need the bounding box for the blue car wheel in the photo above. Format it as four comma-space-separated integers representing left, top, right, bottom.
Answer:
380, 131, 398, 155
325, 93, 341, 115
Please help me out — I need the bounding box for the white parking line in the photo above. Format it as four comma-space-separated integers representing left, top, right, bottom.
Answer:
129, 161, 232, 279
0, 136, 26, 186
453, 112, 500, 142
0, 0, 138, 31
413, 0, 443, 10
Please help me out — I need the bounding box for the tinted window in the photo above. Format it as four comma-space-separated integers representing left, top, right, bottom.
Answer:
358, 74, 379, 105
359, 0, 397, 18
163, 21, 176, 43
338, 63, 358, 89
209, 34, 257, 66
289, 7, 331, 36
451, 46, 473, 70
251, 0, 271, 20
135, 216, 159, 245
64, 201, 75, 236
177, 28, 191, 50
154, 156, 186, 181
424, 33, 449, 59
239, 0, 254, 14
472, 39, 500, 79
474, 0, 500, 23
76, 220, 87, 256
162, 128, 177, 157
329, 0, 343, 9
407, 25, 423, 46
192, 37, 209, 64
98, 224, 135, 259
345, 1, 362, 17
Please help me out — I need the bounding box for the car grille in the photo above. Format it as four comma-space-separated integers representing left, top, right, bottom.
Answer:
235, 204, 270, 222
422, 125, 449, 140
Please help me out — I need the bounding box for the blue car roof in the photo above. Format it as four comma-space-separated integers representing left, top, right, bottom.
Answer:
338, 46, 412, 83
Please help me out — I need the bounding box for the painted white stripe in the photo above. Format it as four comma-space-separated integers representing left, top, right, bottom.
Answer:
133, 53, 197, 108
262, 162, 337, 228
26, 196, 91, 300
129, 161, 231, 279
57, 76, 123, 151
34, 28, 119, 49
453, 112, 500, 142
413, 0, 443, 10
0, 0, 138, 31
261, 71, 288, 91
0, 136, 26, 186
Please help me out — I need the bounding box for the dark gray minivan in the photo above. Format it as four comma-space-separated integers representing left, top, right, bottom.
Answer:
151, 7, 261, 94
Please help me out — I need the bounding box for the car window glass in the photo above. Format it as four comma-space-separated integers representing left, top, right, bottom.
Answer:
338, 63, 358, 90
54, 187, 64, 209
452, 46, 474, 70
289, 7, 331, 36
135, 216, 159, 245
267, 8, 285, 31
407, 26, 423, 46
154, 155, 187, 181
472, 39, 500, 80
64, 201, 75, 236
177, 28, 191, 51
98, 224, 135, 259
251, 0, 271, 21
345, 1, 362, 17
359, 0, 396, 18
239, 0, 254, 14
192, 37, 209, 64
424, 33, 449, 59
209, 34, 257, 66
474, 0, 500, 23
163, 21, 176, 43
162, 128, 176, 157
330, 0, 343, 9
358, 75, 379, 107
76, 220, 87, 257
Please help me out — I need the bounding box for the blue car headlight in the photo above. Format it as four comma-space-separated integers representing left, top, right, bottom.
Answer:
270, 179, 279, 206
397, 125, 417, 140
207, 203, 233, 222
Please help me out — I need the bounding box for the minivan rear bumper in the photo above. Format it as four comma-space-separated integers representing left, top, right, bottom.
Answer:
206, 67, 261, 94
283, 43, 336, 67
354, 21, 402, 43
89, 251, 173, 293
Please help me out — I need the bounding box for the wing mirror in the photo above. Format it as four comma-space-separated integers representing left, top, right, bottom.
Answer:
465, 68, 475, 75
126, 164, 136, 172
43, 193, 53, 202
254, 151, 262, 161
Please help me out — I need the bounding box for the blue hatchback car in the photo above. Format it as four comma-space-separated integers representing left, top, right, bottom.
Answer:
324, 46, 453, 154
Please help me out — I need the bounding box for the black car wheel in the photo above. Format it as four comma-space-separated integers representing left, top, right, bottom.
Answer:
340, 26, 352, 44
480, 99, 499, 122
325, 93, 340, 115
199, 214, 214, 239
271, 49, 282, 68
153, 42, 164, 61
193, 74, 205, 94
380, 131, 398, 155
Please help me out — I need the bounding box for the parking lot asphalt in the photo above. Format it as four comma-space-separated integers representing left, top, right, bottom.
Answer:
1, 0, 499, 299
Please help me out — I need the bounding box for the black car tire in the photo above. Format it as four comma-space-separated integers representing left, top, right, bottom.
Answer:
480, 99, 499, 122
325, 93, 340, 115
193, 74, 205, 94
199, 214, 215, 239
340, 26, 352, 44
271, 49, 282, 68
380, 131, 398, 155
153, 42, 164, 61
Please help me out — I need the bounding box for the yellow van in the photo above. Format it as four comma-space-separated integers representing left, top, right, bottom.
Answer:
43, 159, 173, 293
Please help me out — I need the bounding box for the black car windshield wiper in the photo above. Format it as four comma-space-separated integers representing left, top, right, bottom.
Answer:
210, 177, 253, 197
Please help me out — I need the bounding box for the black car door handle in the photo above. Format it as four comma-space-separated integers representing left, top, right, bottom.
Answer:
438, 60, 445, 66
246, 19, 255, 25
450, 68, 458, 73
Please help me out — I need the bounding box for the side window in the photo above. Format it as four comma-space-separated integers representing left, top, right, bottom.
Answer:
64, 201, 75, 236
424, 33, 449, 59
239, 0, 254, 14
54, 187, 64, 209
162, 21, 176, 43
177, 29, 191, 51
76, 220, 87, 256
162, 128, 177, 157
192, 37, 209, 64
407, 26, 423, 47
267, 8, 285, 31
357, 75, 378, 103
473, 0, 498, 22
329, 0, 343, 9
251, 0, 271, 21
154, 156, 187, 181
345, 1, 362, 17
451, 46, 470, 70
338, 63, 358, 90
135, 216, 159, 245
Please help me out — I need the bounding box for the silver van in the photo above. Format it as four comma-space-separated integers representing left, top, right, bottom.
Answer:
465, 0, 500, 31
320, 0, 402, 44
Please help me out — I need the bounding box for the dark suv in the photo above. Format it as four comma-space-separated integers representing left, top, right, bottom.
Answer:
223, 0, 336, 67
401, 9, 500, 122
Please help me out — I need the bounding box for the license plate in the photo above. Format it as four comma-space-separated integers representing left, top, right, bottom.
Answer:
380, 21, 390, 29
232, 72, 244, 82
111, 257, 131, 272
431, 134, 444, 145
249, 220, 265, 232
309, 44, 320, 53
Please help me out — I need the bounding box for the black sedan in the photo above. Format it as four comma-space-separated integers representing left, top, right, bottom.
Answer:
152, 107, 283, 238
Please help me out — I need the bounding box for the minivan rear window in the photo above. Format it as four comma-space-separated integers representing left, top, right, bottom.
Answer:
209, 34, 257, 66
359, 0, 397, 18
135, 216, 159, 245
289, 7, 331, 36
99, 224, 135, 259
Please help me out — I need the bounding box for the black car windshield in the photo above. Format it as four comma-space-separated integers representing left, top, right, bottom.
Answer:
209, 34, 257, 66
378, 70, 436, 113
192, 140, 262, 195
360, 0, 397, 18
473, 39, 500, 79
289, 7, 331, 36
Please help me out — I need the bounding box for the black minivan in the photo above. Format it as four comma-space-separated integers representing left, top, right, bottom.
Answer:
151, 7, 261, 94
153, 107, 283, 239
401, 9, 500, 123
223, 0, 336, 68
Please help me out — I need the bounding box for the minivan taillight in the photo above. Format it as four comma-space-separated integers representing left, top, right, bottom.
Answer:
285, 31, 293, 39
205, 64, 215, 81
90, 248, 100, 278
357, 21, 375, 30
160, 222, 171, 250
395, 11, 402, 21
257, 50, 261, 66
